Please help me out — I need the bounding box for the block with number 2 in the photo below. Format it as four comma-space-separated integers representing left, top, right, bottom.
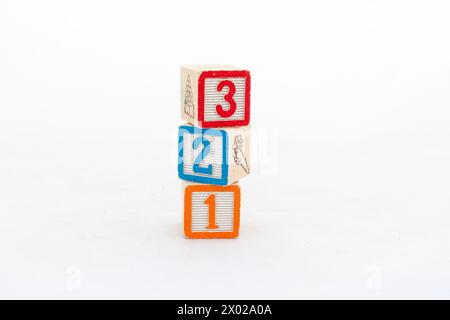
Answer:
181, 65, 251, 128
183, 182, 240, 239
178, 124, 250, 186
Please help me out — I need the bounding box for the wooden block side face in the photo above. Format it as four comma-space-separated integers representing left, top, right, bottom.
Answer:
228, 126, 251, 184
184, 184, 240, 239
178, 125, 229, 185
198, 70, 251, 128
181, 68, 199, 124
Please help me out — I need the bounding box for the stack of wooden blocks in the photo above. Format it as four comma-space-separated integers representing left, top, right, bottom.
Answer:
178, 65, 251, 239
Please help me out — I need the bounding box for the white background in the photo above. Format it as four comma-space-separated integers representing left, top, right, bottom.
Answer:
1, 0, 449, 299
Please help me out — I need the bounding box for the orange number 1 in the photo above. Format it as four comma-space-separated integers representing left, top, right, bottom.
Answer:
204, 194, 218, 230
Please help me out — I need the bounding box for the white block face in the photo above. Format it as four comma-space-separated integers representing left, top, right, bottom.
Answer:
203, 77, 247, 122
190, 191, 235, 232
181, 129, 224, 179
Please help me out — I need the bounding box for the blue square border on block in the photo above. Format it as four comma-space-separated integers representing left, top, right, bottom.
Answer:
178, 125, 228, 185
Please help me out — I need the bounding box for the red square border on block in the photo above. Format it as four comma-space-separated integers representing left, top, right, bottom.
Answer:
198, 70, 251, 128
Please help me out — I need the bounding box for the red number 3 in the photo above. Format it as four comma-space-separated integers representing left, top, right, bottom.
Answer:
216, 80, 237, 118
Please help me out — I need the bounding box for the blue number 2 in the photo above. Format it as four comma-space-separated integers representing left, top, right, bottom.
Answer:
193, 137, 213, 175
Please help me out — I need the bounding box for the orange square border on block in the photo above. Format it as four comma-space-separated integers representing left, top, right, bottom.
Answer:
184, 184, 241, 239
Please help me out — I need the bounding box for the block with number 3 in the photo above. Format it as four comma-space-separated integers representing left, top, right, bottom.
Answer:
178, 124, 250, 186
181, 65, 251, 128
183, 182, 240, 239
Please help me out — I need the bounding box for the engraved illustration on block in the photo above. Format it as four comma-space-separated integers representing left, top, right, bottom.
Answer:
183, 75, 195, 120
184, 183, 240, 239
233, 135, 249, 175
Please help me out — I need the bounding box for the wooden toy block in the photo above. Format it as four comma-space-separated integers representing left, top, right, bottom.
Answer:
178, 124, 250, 186
181, 65, 251, 128
183, 182, 240, 239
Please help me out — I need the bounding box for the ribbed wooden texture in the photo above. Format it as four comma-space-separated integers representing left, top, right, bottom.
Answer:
182, 132, 223, 179
190, 191, 235, 232
203, 77, 246, 122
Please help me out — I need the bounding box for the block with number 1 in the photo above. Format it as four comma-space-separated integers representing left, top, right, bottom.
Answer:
183, 182, 240, 239
181, 65, 251, 128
